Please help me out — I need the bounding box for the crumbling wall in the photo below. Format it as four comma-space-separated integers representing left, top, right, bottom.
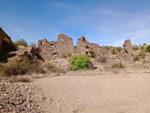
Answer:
76, 36, 108, 58
38, 39, 57, 59
123, 39, 133, 60
38, 34, 74, 59
56, 34, 73, 57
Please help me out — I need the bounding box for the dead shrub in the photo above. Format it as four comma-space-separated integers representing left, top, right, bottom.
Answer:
10, 76, 31, 82
43, 63, 65, 73
0, 59, 45, 76
96, 56, 108, 64
61, 52, 71, 58
112, 63, 125, 68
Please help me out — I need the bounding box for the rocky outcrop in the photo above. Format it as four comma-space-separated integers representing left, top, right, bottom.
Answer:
7, 46, 40, 62
0, 28, 16, 55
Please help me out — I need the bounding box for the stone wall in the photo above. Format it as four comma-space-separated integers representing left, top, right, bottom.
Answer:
38, 39, 57, 59
56, 34, 73, 57
76, 36, 108, 58
38, 34, 73, 59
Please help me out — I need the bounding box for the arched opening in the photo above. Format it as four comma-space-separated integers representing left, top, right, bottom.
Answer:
62, 38, 65, 42
50, 44, 54, 47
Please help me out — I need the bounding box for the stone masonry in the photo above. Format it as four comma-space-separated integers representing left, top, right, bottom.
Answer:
38, 34, 73, 59
38, 34, 108, 60
76, 36, 108, 58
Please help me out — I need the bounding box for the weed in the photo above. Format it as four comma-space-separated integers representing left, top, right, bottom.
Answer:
111, 49, 117, 54
139, 52, 146, 59
134, 56, 140, 61
112, 63, 125, 68
132, 45, 138, 50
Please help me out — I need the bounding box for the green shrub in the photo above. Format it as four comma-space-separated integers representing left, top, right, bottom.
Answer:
146, 45, 150, 52
73, 46, 77, 49
116, 47, 123, 53
15, 39, 28, 47
69, 55, 92, 70
103, 46, 109, 50
139, 52, 146, 59
143, 43, 147, 46
112, 63, 125, 68
111, 49, 117, 54
132, 45, 138, 50
134, 56, 140, 61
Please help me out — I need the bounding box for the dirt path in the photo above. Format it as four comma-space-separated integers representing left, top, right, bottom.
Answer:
33, 72, 150, 113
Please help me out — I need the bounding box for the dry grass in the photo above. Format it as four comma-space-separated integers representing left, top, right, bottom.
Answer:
0, 58, 45, 76
9, 76, 31, 82
112, 63, 125, 68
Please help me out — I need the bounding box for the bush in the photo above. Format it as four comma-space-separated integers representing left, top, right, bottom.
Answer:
30, 42, 36, 48
15, 39, 28, 47
134, 56, 140, 61
73, 46, 77, 49
143, 43, 147, 46
69, 55, 92, 70
112, 63, 125, 68
103, 46, 109, 50
146, 45, 150, 52
116, 47, 123, 53
0, 59, 45, 76
111, 49, 117, 54
139, 52, 146, 59
132, 45, 138, 50
96, 56, 108, 64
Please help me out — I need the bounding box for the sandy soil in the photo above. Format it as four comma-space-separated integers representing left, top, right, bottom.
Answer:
33, 71, 150, 113
1, 71, 150, 113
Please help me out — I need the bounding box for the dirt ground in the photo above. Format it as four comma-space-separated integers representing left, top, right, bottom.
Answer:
34, 71, 150, 113
1, 71, 150, 113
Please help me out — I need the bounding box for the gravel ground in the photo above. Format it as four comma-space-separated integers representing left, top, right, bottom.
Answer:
0, 82, 46, 113
0, 71, 150, 113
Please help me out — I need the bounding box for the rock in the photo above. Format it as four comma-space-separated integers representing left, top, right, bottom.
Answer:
0, 28, 16, 55
50, 58, 70, 70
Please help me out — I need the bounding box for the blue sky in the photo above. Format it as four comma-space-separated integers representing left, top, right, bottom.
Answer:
0, 0, 150, 46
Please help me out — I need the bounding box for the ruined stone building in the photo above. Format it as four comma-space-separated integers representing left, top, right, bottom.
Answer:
38, 34, 73, 59
38, 34, 108, 60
